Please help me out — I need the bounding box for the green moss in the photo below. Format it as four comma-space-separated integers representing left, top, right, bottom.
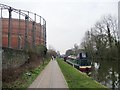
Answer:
57, 58, 109, 89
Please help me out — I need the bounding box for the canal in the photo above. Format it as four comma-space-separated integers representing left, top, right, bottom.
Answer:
65, 57, 119, 89
91, 59, 119, 89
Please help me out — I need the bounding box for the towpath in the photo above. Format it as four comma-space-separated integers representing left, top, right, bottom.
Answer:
29, 59, 68, 88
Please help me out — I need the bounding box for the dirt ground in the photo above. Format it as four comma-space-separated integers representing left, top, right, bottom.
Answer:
2, 56, 42, 83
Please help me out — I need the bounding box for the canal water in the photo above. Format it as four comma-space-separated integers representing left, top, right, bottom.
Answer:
90, 60, 119, 89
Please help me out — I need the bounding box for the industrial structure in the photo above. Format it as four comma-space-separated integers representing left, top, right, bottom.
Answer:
0, 3, 46, 50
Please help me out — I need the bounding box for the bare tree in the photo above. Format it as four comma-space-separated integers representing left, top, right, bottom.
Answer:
81, 14, 119, 61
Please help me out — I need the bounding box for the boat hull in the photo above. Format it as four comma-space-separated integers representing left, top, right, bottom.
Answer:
79, 66, 91, 72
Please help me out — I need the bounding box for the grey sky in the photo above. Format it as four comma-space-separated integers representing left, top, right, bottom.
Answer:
0, 0, 118, 54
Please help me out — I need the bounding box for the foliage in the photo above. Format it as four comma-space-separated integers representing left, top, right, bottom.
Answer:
57, 58, 108, 89
47, 49, 57, 58
2, 58, 50, 88
80, 15, 120, 61
65, 49, 74, 56
35, 45, 47, 57
27, 45, 47, 59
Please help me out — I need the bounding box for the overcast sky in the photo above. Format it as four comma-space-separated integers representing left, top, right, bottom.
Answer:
0, 0, 119, 54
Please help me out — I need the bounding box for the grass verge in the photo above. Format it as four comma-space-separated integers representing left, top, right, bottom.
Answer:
57, 58, 109, 89
3, 57, 50, 89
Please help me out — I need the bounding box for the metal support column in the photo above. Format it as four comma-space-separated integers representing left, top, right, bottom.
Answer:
43, 20, 45, 43
34, 13, 36, 46
44, 20, 46, 46
32, 21, 35, 47
43, 18, 46, 46
27, 11, 29, 41
18, 10, 21, 49
42, 18, 44, 45
8, 7, 12, 48
39, 16, 41, 44
24, 15, 29, 49
1, 8, 2, 18
0, 9, 2, 48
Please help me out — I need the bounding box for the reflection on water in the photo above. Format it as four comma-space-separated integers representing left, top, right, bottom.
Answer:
90, 60, 119, 89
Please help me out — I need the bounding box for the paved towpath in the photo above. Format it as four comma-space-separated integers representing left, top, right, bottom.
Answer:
29, 59, 68, 88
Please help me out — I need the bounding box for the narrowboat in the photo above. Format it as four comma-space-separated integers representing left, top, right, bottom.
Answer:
76, 52, 91, 72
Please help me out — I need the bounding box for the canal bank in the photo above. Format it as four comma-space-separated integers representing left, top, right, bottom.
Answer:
57, 58, 109, 89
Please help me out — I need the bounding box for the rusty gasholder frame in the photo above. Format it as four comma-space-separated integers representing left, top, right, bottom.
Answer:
0, 3, 46, 49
